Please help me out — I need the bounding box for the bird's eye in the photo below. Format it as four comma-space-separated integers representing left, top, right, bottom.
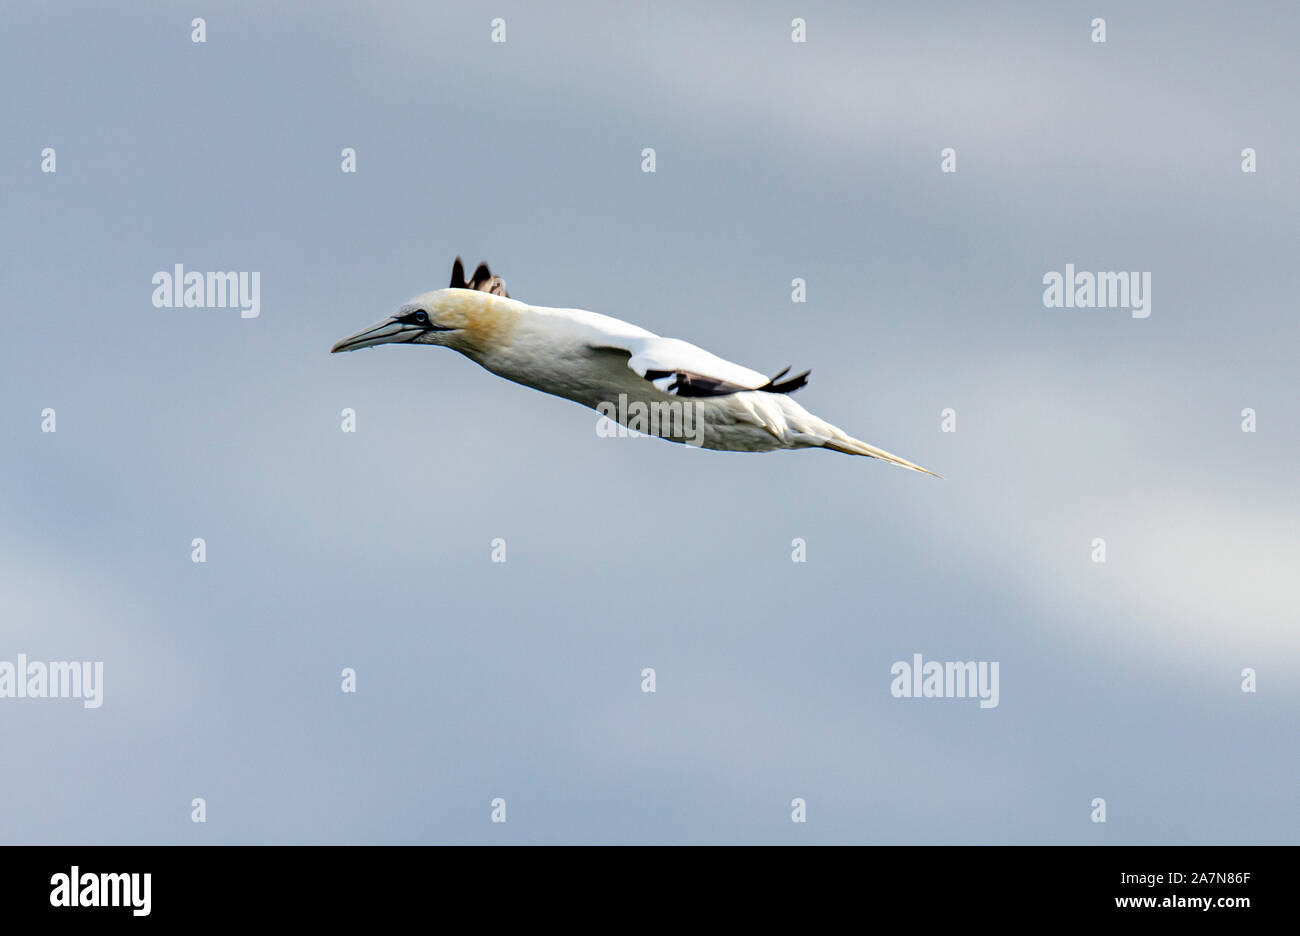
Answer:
414, 310, 428, 323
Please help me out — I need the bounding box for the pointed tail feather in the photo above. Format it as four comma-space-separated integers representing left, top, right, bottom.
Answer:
822, 434, 943, 478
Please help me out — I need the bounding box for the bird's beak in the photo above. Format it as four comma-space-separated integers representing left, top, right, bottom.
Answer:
330, 317, 421, 354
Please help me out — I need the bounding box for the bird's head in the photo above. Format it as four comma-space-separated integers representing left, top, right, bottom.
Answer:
330, 258, 515, 356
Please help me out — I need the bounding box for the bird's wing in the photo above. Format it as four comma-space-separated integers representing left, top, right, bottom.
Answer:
449, 257, 509, 297
598, 332, 810, 398
538, 304, 809, 397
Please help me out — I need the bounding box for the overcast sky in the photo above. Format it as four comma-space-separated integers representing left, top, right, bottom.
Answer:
1, 0, 1296, 843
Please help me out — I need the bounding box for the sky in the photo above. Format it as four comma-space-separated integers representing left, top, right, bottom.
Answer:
1, 0, 1296, 844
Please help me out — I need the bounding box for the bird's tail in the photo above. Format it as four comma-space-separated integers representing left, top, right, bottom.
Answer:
822, 431, 943, 478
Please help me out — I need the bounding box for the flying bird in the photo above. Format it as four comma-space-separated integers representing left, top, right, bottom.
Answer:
331, 258, 940, 476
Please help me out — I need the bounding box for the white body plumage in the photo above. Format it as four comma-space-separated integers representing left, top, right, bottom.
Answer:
331, 260, 939, 476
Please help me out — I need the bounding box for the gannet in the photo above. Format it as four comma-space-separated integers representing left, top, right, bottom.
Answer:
331, 259, 940, 476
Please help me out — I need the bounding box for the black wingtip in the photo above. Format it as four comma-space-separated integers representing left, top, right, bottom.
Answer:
764, 368, 810, 394
449, 257, 468, 289
450, 258, 510, 297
